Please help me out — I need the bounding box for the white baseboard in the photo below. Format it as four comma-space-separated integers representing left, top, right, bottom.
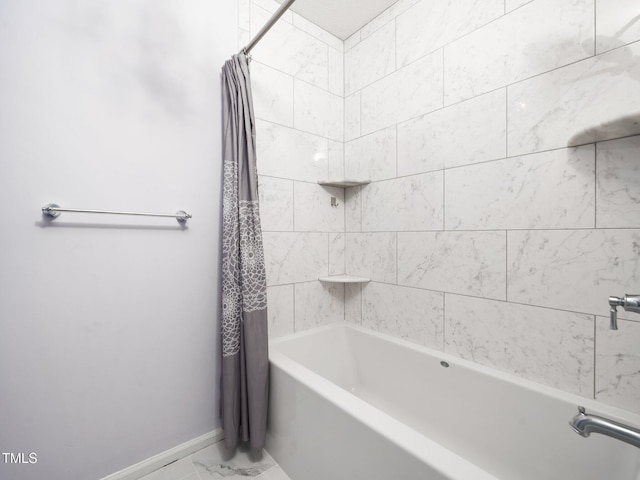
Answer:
99, 428, 224, 480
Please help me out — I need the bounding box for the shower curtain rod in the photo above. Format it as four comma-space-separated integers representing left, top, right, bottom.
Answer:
241, 0, 297, 54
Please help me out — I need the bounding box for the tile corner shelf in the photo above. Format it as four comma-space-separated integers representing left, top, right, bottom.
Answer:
317, 179, 370, 188
318, 274, 371, 284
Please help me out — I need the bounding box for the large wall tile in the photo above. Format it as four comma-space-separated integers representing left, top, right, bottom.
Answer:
596, 317, 640, 414
344, 92, 361, 142
445, 295, 594, 396
396, 0, 503, 67
294, 182, 344, 232
327, 140, 345, 180
596, 136, 640, 228
507, 229, 640, 318
345, 186, 362, 232
345, 21, 396, 95
596, 0, 640, 54
398, 231, 507, 300
363, 283, 444, 350
258, 176, 294, 231
444, 0, 594, 104
397, 89, 506, 175
361, 173, 444, 231
329, 233, 345, 275
345, 283, 362, 324
294, 80, 344, 142
328, 47, 344, 96
361, 50, 443, 135
263, 232, 328, 285
345, 233, 397, 283
251, 5, 328, 89
267, 284, 294, 338
255, 120, 328, 182
508, 42, 640, 156
345, 126, 397, 181
251, 62, 293, 126
294, 281, 344, 331
445, 146, 595, 230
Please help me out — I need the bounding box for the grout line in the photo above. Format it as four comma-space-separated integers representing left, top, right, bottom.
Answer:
359, 185, 364, 232
442, 46, 445, 103
292, 181, 296, 231
593, 314, 597, 400
394, 18, 398, 71
326, 43, 330, 95
291, 77, 296, 131
594, 0, 597, 56
343, 46, 347, 145
359, 282, 363, 326
442, 168, 446, 230
594, 142, 598, 228
395, 231, 399, 285
342, 282, 346, 324
326, 232, 330, 278
395, 124, 399, 177
505, 87, 509, 157
292, 280, 297, 333
442, 293, 446, 352
357, 91, 362, 140
505, 230, 509, 301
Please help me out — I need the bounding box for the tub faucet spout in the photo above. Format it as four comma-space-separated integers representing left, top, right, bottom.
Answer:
569, 406, 640, 449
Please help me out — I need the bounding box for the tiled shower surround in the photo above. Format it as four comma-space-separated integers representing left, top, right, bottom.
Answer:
239, 0, 640, 414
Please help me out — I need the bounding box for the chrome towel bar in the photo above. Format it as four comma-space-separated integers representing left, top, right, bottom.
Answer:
41, 203, 191, 223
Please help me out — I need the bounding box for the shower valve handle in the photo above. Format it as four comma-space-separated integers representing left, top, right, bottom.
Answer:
609, 294, 640, 330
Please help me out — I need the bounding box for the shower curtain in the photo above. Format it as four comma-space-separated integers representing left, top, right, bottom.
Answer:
220, 53, 269, 451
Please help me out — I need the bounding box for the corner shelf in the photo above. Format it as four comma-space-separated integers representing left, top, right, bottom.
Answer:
317, 179, 370, 188
567, 113, 640, 146
319, 274, 370, 284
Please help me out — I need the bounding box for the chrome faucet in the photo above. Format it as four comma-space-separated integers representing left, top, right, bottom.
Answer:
569, 406, 640, 449
608, 294, 640, 330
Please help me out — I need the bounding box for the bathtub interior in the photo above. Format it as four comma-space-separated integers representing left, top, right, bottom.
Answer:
270, 324, 361, 391
269, 324, 640, 480
266, 358, 468, 480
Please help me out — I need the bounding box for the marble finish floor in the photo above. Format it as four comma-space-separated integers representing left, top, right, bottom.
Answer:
138, 441, 291, 480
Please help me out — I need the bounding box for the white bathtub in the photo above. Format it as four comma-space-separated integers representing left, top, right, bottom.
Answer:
265, 324, 640, 480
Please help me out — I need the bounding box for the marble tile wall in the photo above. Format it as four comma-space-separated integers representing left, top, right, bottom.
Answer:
341, 0, 640, 413
244, 0, 640, 415
240, 1, 346, 338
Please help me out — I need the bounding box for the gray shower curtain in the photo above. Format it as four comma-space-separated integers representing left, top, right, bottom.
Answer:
220, 53, 269, 451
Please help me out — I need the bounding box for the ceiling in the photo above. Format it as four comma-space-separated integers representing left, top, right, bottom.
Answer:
276, 0, 400, 40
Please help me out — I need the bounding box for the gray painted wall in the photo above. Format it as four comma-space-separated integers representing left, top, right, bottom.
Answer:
0, 1, 237, 479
